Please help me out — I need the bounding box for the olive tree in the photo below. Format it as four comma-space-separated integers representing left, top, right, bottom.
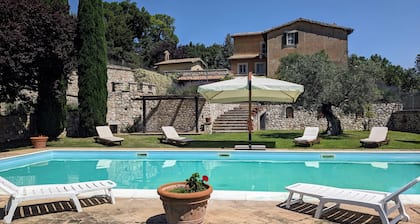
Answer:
277, 52, 381, 135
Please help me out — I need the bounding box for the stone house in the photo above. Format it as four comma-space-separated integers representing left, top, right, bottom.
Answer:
154, 51, 207, 72
229, 18, 353, 78
155, 51, 231, 86
166, 69, 231, 86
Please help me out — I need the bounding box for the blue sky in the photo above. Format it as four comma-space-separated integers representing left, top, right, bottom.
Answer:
69, 0, 420, 69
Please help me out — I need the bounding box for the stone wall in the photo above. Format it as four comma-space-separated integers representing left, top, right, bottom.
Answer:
138, 98, 203, 132
388, 111, 420, 133
66, 65, 157, 134
262, 103, 403, 131
143, 101, 406, 134
1, 99, 418, 144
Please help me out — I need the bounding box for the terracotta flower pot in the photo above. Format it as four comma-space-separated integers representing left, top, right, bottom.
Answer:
157, 181, 213, 224
30, 136, 48, 149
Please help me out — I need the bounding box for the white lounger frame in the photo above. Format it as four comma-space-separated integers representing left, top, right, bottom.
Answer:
0, 177, 116, 223
284, 176, 420, 224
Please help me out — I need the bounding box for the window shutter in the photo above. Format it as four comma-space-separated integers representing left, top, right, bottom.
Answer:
294, 32, 299, 45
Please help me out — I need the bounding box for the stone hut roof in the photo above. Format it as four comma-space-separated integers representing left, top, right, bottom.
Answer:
154, 58, 207, 67
164, 69, 231, 81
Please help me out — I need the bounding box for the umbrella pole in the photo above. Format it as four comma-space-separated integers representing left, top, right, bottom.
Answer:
248, 72, 252, 150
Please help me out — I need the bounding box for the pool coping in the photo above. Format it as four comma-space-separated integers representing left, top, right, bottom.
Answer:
111, 189, 420, 204
1, 148, 419, 204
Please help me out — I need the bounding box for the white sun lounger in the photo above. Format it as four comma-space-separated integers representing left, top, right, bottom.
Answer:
284, 176, 420, 224
0, 176, 116, 224
360, 126, 389, 148
293, 127, 320, 146
95, 126, 124, 145
160, 126, 192, 145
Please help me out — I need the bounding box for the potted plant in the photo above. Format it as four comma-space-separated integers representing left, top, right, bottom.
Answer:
157, 172, 213, 224
30, 135, 48, 149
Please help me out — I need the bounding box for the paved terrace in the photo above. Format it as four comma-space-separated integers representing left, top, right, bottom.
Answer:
0, 148, 419, 223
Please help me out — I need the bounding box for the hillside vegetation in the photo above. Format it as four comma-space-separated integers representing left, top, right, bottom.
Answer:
133, 68, 175, 95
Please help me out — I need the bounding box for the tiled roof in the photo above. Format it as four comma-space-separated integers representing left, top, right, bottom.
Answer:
232, 18, 353, 37
228, 54, 260, 60
177, 74, 227, 81
265, 18, 354, 34
164, 69, 230, 81
154, 58, 207, 66
231, 31, 263, 37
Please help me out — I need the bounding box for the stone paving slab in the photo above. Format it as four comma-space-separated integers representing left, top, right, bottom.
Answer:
1, 197, 419, 224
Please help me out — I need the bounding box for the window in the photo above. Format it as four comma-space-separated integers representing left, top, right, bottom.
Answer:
260, 42, 267, 58
237, 63, 248, 74
282, 31, 298, 48
137, 83, 143, 92
255, 62, 266, 75
286, 106, 294, 118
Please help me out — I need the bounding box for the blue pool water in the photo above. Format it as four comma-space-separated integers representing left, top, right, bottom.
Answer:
0, 150, 419, 194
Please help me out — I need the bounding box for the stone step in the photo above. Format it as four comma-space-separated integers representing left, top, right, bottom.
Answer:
213, 125, 247, 128
214, 119, 248, 122
212, 129, 248, 133
218, 113, 248, 116
217, 115, 248, 118
214, 120, 247, 124
213, 125, 248, 129
211, 105, 259, 133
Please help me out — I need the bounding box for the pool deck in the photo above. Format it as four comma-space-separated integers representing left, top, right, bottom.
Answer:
1, 196, 420, 224
0, 148, 420, 223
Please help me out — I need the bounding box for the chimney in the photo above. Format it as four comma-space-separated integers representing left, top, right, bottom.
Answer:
164, 50, 170, 61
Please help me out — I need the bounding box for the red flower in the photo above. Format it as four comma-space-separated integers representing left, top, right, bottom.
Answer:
202, 175, 209, 182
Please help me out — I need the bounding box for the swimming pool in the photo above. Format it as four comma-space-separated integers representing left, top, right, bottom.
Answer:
0, 150, 419, 194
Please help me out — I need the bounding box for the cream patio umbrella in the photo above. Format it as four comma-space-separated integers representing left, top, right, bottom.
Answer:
197, 72, 304, 149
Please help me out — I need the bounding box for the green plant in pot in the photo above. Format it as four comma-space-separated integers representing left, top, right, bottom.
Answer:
157, 172, 213, 224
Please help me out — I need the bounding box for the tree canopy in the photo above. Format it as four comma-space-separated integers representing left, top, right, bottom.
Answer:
76, 0, 108, 137
277, 52, 382, 135
175, 37, 233, 69
0, 0, 75, 104
102, 0, 232, 70
103, 1, 178, 68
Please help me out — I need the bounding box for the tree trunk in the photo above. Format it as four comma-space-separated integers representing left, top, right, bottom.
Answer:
321, 103, 343, 136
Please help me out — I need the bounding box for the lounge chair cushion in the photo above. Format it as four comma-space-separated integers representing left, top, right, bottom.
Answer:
161, 126, 192, 145
294, 127, 320, 146
95, 126, 124, 145
360, 126, 389, 147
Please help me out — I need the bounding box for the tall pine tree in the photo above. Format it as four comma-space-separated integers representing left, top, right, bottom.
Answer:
75, 0, 108, 137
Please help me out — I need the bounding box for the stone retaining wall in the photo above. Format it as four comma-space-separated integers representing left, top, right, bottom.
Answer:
388, 110, 420, 133
262, 103, 403, 131
66, 65, 157, 134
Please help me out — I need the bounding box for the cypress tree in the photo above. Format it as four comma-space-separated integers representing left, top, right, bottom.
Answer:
75, 0, 108, 137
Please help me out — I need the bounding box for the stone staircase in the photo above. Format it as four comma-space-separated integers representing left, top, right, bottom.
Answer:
212, 104, 258, 133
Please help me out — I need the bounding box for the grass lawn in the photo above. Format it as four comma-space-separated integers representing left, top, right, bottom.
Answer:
40, 130, 420, 150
